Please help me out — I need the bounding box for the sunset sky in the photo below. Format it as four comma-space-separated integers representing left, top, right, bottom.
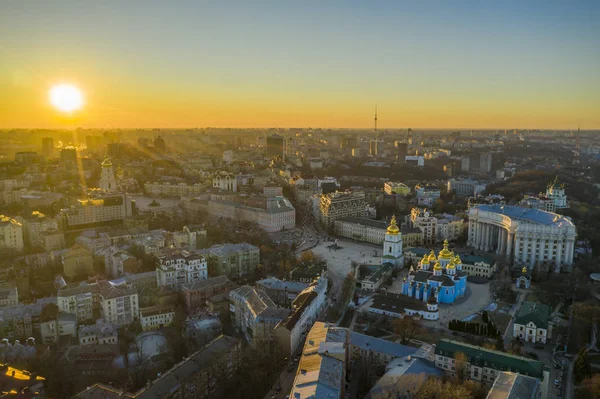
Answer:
1, 0, 599, 129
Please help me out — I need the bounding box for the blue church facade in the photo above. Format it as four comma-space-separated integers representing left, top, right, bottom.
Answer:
401, 240, 468, 304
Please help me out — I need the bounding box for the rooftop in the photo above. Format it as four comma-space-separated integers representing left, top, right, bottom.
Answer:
487, 371, 541, 399
435, 339, 545, 378
180, 275, 232, 292
475, 204, 574, 228
514, 302, 552, 329
256, 277, 308, 293
370, 292, 430, 313
350, 332, 418, 359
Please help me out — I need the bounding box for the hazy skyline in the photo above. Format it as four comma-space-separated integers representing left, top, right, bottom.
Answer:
1, 0, 599, 129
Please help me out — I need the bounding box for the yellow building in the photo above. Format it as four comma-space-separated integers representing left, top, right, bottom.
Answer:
384, 182, 411, 196
62, 244, 94, 280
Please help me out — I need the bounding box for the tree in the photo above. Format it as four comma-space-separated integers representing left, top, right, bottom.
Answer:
574, 347, 591, 383
578, 374, 600, 399
393, 316, 421, 345
454, 352, 468, 381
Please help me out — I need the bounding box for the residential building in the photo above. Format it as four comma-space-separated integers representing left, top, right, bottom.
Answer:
415, 183, 440, 207
201, 243, 260, 277
434, 339, 548, 389
319, 191, 366, 228
256, 277, 309, 308
124, 271, 157, 291
468, 204, 577, 271
460, 255, 497, 278
104, 248, 138, 278
436, 213, 464, 242
98, 279, 139, 328
405, 155, 425, 166
275, 274, 328, 354
263, 185, 283, 197
0, 287, 18, 308
19, 211, 59, 250
57, 282, 100, 323
78, 319, 118, 345
206, 195, 295, 232
140, 304, 176, 331
145, 181, 205, 197
368, 292, 439, 321
229, 286, 289, 347
289, 321, 349, 399
61, 244, 95, 279
513, 302, 552, 344
334, 216, 423, 246
40, 309, 77, 345
42, 137, 54, 158
181, 275, 237, 313
384, 182, 411, 196
156, 249, 208, 289
408, 208, 437, 245
349, 332, 422, 368
447, 179, 487, 197
266, 134, 286, 160
59, 193, 128, 230
0, 215, 24, 253
73, 335, 240, 399
487, 372, 544, 399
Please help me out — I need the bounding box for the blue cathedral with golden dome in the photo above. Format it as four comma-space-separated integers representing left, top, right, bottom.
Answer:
401, 240, 468, 304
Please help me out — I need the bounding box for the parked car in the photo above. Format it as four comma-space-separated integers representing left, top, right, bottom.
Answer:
554, 379, 560, 387
534, 342, 544, 349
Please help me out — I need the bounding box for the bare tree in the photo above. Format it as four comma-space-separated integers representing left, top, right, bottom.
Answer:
393, 316, 421, 345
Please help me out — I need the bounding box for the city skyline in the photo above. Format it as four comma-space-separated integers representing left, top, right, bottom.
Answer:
1, 0, 599, 129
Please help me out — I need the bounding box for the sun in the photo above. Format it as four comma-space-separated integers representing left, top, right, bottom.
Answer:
49, 83, 84, 113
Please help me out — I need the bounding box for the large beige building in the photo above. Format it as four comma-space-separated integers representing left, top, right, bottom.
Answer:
62, 244, 95, 279
334, 216, 423, 246
468, 205, 577, 271
200, 243, 260, 277
0, 215, 24, 253
229, 286, 289, 348
206, 196, 295, 232
19, 211, 60, 250
145, 181, 205, 197
408, 208, 438, 245
57, 282, 100, 323
319, 191, 366, 228
98, 280, 139, 328
59, 193, 128, 230
156, 249, 208, 289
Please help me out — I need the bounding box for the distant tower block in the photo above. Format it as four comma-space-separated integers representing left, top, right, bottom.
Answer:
99, 155, 117, 191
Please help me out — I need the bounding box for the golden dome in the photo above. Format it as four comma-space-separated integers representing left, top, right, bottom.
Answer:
420, 255, 429, 265
433, 262, 442, 270
101, 155, 112, 167
438, 240, 453, 259
454, 255, 462, 264
447, 261, 456, 269
386, 215, 400, 235
522, 266, 527, 274
428, 250, 437, 262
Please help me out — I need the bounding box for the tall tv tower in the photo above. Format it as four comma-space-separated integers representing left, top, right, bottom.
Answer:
374, 105, 378, 135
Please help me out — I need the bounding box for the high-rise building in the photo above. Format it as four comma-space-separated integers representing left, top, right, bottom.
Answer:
266, 134, 285, 160
394, 141, 408, 161
319, 191, 366, 228
479, 152, 492, 173
369, 140, 379, 156
42, 137, 54, 158
154, 135, 166, 153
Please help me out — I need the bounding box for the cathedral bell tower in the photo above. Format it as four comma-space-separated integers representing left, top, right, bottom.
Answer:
99, 155, 117, 192
381, 215, 404, 267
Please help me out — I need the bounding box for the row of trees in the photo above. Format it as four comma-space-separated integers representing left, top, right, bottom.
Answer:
448, 319, 500, 339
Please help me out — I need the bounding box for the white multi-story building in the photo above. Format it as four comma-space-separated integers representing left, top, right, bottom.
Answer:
415, 184, 440, 207
212, 173, 238, 192
57, 282, 100, 323
78, 319, 118, 345
19, 211, 59, 250
139, 304, 176, 331
512, 302, 552, 344
405, 155, 425, 166
144, 182, 205, 197
230, 286, 290, 347
104, 247, 138, 278
434, 339, 548, 390
206, 196, 295, 233
408, 208, 437, 245
319, 191, 366, 228
468, 204, 577, 272
447, 179, 487, 197
436, 214, 464, 242
59, 193, 128, 229
0, 215, 24, 253
275, 274, 328, 355
0, 287, 18, 308
156, 249, 208, 289
98, 279, 139, 328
